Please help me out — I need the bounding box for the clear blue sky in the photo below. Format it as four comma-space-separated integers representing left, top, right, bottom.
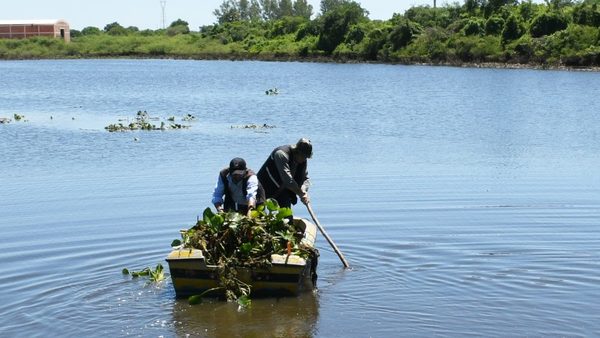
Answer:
1, 0, 435, 30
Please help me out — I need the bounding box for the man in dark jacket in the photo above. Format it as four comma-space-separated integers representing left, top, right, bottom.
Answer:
257, 138, 312, 210
212, 157, 265, 216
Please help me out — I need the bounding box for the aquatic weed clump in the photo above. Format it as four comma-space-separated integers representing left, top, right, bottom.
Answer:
105, 110, 192, 132
176, 199, 317, 302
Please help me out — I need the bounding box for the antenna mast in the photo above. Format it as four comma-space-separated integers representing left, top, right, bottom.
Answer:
160, 1, 167, 29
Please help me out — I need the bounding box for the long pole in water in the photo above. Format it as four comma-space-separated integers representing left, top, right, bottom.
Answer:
306, 203, 350, 268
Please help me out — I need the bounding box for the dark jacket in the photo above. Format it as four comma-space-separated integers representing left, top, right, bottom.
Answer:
257, 145, 308, 206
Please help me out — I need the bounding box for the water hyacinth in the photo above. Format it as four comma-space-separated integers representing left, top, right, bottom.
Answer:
178, 199, 317, 304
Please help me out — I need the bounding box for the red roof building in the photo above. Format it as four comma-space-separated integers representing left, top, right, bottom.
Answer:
0, 19, 70, 42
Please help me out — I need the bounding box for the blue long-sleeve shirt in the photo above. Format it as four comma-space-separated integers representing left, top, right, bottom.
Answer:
211, 173, 259, 206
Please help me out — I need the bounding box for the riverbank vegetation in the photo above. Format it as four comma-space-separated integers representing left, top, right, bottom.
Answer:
1, 0, 598, 68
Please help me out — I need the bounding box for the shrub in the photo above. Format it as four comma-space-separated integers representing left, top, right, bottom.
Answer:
362, 29, 387, 60
345, 25, 365, 44
485, 16, 505, 35
530, 12, 569, 37
81, 26, 101, 36
295, 21, 320, 41
502, 14, 525, 44
572, 3, 600, 27
463, 18, 486, 36
104, 22, 128, 36
269, 16, 307, 37
389, 20, 421, 50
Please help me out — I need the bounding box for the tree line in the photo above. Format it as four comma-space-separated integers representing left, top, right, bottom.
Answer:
1, 0, 598, 67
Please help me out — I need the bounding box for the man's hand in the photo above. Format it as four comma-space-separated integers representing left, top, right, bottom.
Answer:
300, 192, 310, 205
246, 205, 255, 218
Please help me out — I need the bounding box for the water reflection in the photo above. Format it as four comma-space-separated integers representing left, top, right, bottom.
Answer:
171, 292, 319, 337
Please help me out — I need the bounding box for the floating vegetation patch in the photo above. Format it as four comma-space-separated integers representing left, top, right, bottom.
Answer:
105, 110, 192, 132
265, 88, 279, 95
122, 263, 165, 282
231, 123, 276, 129
176, 199, 317, 305
182, 113, 197, 122
1, 114, 28, 124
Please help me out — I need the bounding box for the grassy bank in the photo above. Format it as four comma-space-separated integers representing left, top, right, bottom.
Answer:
1, 0, 599, 69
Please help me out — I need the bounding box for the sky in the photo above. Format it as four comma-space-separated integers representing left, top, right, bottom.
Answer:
1, 0, 435, 31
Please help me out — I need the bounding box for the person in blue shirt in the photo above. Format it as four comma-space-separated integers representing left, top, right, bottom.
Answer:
212, 157, 265, 216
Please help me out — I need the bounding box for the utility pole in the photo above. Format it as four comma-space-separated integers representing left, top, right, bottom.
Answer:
160, 1, 167, 29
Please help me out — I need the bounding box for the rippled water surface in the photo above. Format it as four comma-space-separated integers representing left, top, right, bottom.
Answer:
1, 60, 600, 337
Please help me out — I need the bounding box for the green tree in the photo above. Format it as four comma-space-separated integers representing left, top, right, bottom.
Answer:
70, 29, 82, 38
320, 0, 350, 15
104, 22, 127, 35
463, 18, 485, 36
81, 26, 102, 36
484, 0, 518, 16
316, 1, 368, 53
249, 0, 263, 21
261, 0, 279, 20
530, 12, 569, 37
389, 20, 421, 50
518, 0, 537, 21
239, 0, 250, 20
501, 14, 524, 43
279, 0, 294, 17
214, 0, 242, 23
363, 28, 387, 60
485, 16, 505, 35
572, 2, 600, 27
167, 19, 190, 35
293, 0, 313, 19
544, 0, 573, 10
464, 0, 482, 14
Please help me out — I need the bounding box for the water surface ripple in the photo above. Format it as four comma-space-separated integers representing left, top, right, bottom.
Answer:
1, 60, 599, 337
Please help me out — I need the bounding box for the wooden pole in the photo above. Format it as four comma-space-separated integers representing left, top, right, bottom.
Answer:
306, 203, 350, 268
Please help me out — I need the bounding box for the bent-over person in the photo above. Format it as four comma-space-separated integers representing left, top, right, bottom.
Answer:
257, 138, 312, 211
212, 157, 265, 216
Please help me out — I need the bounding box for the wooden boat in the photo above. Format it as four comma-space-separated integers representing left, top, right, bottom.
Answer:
166, 218, 318, 297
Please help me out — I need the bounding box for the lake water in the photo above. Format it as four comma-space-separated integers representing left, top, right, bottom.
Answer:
1, 59, 599, 337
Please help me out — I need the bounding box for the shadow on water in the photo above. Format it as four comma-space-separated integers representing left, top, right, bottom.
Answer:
171, 292, 320, 337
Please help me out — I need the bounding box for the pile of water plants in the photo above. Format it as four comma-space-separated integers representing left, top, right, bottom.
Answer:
231, 123, 276, 130
173, 199, 318, 305
105, 110, 192, 132
122, 264, 165, 282
265, 88, 279, 95
0, 114, 27, 124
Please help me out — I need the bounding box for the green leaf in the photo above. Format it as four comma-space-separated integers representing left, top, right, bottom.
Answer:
240, 242, 252, 255
188, 295, 203, 305
203, 207, 215, 224
150, 264, 164, 282
237, 295, 252, 308
276, 207, 293, 220
122, 268, 129, 275
212, 214, 225, 227
265, 198, 279, 211
171, 239, 182, 247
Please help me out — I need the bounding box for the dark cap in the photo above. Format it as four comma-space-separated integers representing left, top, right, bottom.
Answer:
294, 138, 313, 158
229, 157, 247, 176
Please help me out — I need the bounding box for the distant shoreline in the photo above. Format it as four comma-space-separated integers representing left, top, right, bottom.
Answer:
2, 54, 599, 72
